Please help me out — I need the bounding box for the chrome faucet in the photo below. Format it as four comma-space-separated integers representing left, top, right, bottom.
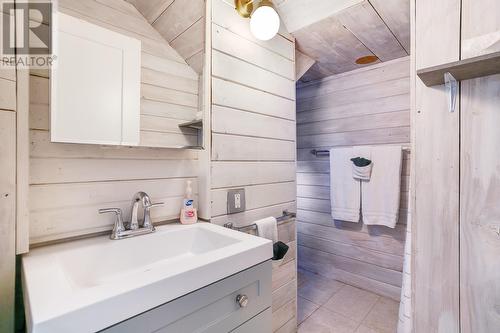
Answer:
99, 192, 164, 240
130, 191, 163, 230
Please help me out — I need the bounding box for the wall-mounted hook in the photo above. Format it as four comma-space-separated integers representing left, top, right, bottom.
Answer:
444, 72, 458, 113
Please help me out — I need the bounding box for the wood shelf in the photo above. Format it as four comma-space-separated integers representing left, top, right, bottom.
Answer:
178, 119, 203, 130
417, 51, 500, 86
178, 119, 204, 149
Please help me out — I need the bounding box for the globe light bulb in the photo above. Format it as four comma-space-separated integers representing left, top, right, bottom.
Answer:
250, 3, 280, 41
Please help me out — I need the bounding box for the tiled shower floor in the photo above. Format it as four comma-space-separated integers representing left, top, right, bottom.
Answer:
297, 269, 399, 333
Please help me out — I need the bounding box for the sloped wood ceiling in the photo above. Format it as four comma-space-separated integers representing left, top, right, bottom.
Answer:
128, 0, 409, 81
276, 0, 410, 82
130, 0, 206, 74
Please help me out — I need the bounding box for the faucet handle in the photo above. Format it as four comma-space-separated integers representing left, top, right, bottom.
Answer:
99, 208, 126, 239
99, 208, 121, 215
143, 202, 164, 229
147, 202, 164, 209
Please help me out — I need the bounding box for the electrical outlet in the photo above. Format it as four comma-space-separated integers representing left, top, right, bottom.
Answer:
227, 188, 245, 214
235, 193, 241, 208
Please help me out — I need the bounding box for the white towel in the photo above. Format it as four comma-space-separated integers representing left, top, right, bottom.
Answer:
255, 217, 278, 242
362, 146, 403, 228
352, 146, 373, 181
352, 164, 373, 180
330, 147, 361, 223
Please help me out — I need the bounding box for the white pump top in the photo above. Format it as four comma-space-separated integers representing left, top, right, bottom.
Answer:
185, 180, 193, 197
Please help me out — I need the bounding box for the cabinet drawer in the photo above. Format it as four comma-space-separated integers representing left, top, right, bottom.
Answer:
101, 261, 272, 333
231, 308, 272, 333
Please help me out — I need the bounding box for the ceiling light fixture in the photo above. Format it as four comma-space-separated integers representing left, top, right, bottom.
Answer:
235, 0, 280, 41
355, 55, 379, 65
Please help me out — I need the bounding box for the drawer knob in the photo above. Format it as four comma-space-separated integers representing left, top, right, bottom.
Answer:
236, 294, 249, 308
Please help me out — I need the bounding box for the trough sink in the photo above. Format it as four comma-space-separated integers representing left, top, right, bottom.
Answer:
22, 222, 272, 333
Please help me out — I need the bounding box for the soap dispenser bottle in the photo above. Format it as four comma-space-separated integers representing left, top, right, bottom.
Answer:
180, 180, 197, 224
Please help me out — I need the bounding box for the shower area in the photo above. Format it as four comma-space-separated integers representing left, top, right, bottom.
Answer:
295, 54, 412, 332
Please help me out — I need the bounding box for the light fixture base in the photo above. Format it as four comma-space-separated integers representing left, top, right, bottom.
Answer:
235, 0, 253, 18
355, 55, 379, 65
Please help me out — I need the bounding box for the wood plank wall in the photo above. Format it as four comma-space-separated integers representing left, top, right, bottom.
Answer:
130, 0, 206, 74
151, 0, 205, 74
0, 58, 17, 332
460, 74, 500, 333
413, 0, 461, 331
29, 0, 201, 244
413, 1, 500, 331
210, 0, 297, 331
296, 57, 410, 300
459, 2, 500, 332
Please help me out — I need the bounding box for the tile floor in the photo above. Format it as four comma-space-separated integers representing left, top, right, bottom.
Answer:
297, 268, 400, 333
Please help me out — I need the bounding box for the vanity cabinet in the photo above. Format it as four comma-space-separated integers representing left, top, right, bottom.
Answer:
101, 261, 272, 333
51, 13, 141, 146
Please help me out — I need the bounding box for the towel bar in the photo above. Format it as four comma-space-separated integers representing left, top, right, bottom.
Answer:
223, 210, 296, 232
311, 146, 411, 157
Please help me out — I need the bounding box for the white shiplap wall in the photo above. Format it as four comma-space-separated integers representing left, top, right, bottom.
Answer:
210, 0, 297, 331
414, 0, 460, 330
131, 0, 206, 73
296, 57, 410, 300
0, 58, 17, 332
29, 0, 200, 244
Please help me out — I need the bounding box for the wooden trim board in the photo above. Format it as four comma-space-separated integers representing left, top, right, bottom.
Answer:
16, 67, 30, 254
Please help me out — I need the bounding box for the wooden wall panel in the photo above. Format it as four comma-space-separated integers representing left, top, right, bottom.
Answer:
147, 0, 206, 73
275, 0, 364, 33
460, 0, 500, 326
212, 106, 295, 141
336, 1, 407, 62
271, 220, 297, 332
29, 0, 200, 244
211, 0, 297, 330
211, 134, 296, 162
415, 0, 460, 69
151, 0, 204, 42
212, 24, 295, 80
295, 49, 315, 81
0, 8, 17, 327
459, 3, 500, 332
461, 0, 500, 58
368, 0, 410, 53
212, 78, 295, 120
413, 0, 461, 331
170, 17, 205, 63
297, 77, 410, 112
0, 77, 16, 111
460, 74, 500, 333
293, 14, 376, 76
0, 110, 16, 333
212, 50, 295, 100
130, 0, 173, 23
15, 67, 30, 254
296, 57, 410, 300
288, 0, 410, 81
297, 58, 409, 100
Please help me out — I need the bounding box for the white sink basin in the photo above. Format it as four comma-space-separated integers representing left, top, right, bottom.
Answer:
22, 222, 272, 333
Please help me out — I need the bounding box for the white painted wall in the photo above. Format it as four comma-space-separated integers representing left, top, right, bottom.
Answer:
0, 59, 17, 333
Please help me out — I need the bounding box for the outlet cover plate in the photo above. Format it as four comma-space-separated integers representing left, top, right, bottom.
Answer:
227, 188, 246, 214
